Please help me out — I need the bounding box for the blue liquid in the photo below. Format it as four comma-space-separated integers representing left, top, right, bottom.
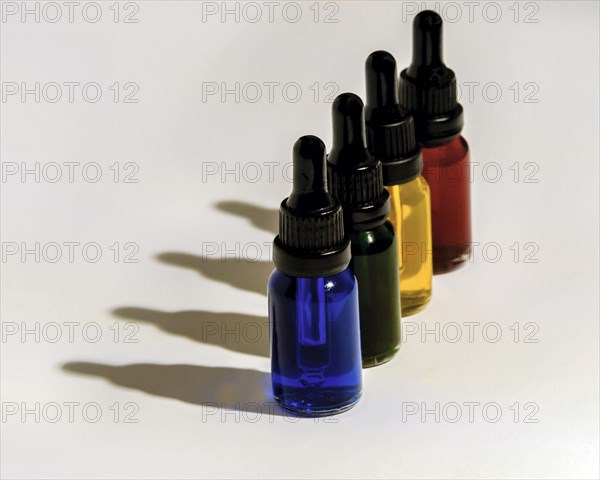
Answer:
268, 268, 362, 417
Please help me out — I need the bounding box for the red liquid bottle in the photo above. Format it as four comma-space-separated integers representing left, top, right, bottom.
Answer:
399, 10, 471, 274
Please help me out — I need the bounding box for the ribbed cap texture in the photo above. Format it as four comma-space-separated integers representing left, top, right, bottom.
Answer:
327, 160, 383, 208
366, 114, 418, 161
399, 73, 458, 116
279, 203, 345, 253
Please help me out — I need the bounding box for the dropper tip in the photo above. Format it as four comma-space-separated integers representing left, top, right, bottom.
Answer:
287, 135, 331, 210
330, 93, 369, 166
409, 10, 444, 74
293, 135, 325, 166
365, 50, 396, 73
365, 50, 398, 109
332, 92, 364, 117
414, 10, 442, 30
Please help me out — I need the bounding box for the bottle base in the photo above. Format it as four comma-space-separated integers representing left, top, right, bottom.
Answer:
401, 292, 431, 317
362, 347, 400, 368
273, 387, 362, 417
433, 246, 471, 275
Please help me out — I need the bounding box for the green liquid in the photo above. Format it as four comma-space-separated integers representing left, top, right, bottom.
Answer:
350, 221, 401, 368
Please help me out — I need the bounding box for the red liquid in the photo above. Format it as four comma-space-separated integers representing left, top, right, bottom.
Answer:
421, 136, 471, 274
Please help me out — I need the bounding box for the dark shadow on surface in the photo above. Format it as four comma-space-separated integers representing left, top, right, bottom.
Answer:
62, 362, 287, 415
157, 252, 272, 296
113, 307, 269, 357
215, 200, 278, 235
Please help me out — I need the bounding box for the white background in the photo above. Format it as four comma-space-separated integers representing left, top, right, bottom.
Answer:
1, 1, 599, 478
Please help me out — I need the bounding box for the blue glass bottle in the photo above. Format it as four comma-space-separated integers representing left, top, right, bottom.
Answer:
269, 270, 362, 415
270, 135, 362, 417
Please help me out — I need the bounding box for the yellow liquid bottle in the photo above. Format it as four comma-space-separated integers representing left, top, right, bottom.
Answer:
365, 50, 433, 316
387, 178, 433, 316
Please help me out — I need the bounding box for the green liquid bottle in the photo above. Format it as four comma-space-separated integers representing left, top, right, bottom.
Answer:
327, 93, 401, 368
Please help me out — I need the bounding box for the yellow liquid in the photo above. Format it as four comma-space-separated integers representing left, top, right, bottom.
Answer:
387, 177, 433, 316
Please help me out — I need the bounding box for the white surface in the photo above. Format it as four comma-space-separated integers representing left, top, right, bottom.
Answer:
1, 1, 599, 479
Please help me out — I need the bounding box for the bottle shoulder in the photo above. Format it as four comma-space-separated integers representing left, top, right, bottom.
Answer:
350, 221, 396, 256
268, 268, 357, 298
423, 136, 469, 163
396, 175, 431, 203
414, 175, 430, 193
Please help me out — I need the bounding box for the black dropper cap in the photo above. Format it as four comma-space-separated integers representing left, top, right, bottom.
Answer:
399, 10, 464, 146
273, 135, 351, 278
327, 93, 390, 232
365, 50, 423, 185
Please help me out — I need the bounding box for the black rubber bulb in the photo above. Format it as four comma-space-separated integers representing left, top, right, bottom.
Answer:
365, 50, 421, 184
329, 93, 371, 169
365, 50, 399, 111
407, 10, 444, 78
274, 134, 349, 277
287, 135, 335, 212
